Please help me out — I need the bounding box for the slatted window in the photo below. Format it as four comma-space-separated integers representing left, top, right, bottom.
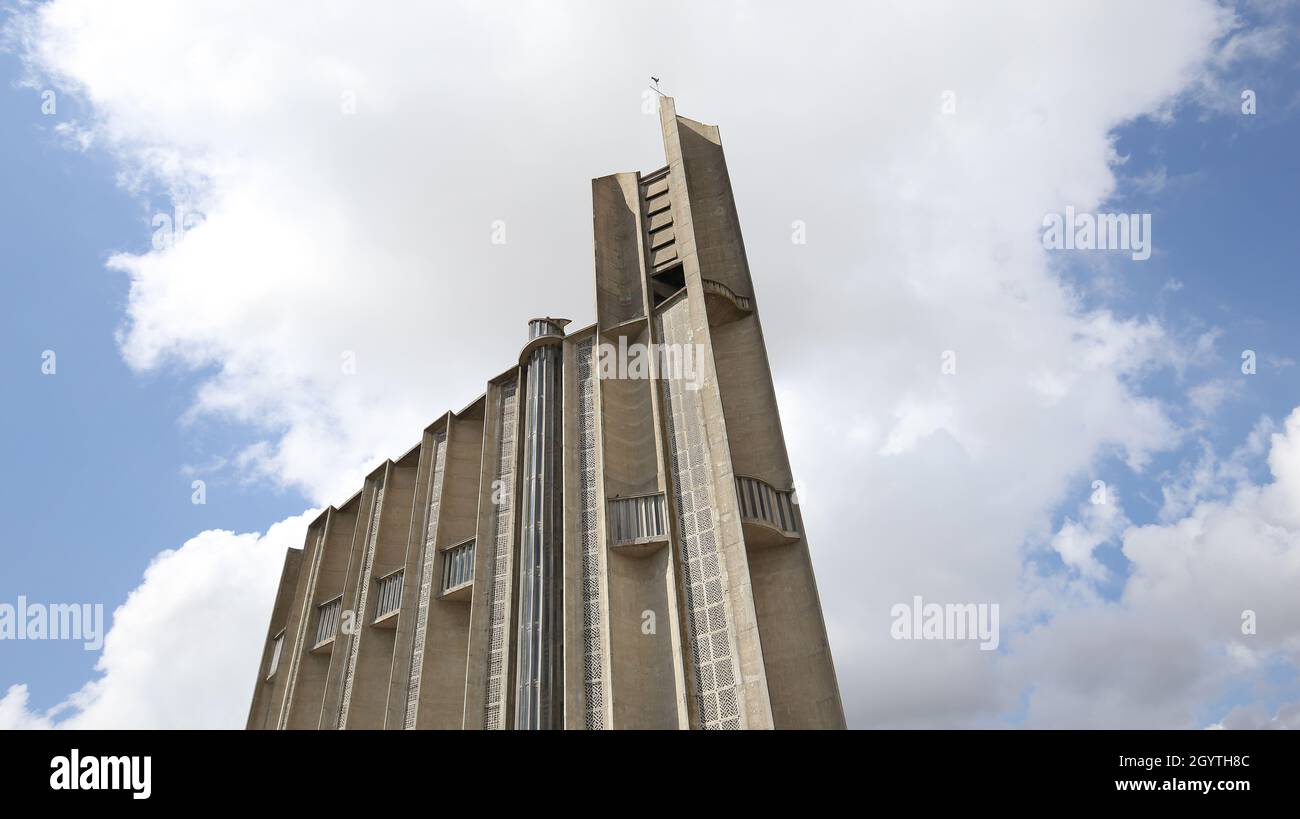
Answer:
374, 570, 403, 621
735, 476, 799, 534
441, 539, 475, 593
609, 493, 668, 545
315, 596, 342, 646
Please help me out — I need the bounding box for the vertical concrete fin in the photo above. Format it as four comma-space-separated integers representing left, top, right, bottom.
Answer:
405, 430, 449, 726
466, 375, 521, 729
246, 545, 305, 729
660, 96, 845, 729
384, 431, 437, 729
336, 462, 391, 727
655, 95, 775, 729
563, 332, 614, 728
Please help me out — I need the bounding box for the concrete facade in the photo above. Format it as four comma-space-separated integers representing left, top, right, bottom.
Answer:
246, 98, 845, 729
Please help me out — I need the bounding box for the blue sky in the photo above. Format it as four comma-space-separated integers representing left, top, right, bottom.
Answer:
1045, 93, 1300, 564
0, 58, 309, 709
2, 0, 1298, 729
1015, 83, 1300, 665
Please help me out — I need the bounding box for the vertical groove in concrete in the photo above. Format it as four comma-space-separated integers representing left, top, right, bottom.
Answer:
409, 407, 480, 728
246, 547, 303, 729
404, 433, 447, 727
274, 522, 325, 729
573, 336, 607, 727
481, 377, 519, 729
338, 468, 387, 727
319, 486, 375, 729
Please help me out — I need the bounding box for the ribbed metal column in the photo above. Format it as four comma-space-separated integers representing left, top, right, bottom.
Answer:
514, 318, 568, 729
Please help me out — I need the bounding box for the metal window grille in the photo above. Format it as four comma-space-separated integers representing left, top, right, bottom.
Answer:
608, 493, 668, 545
374, 570, 402, 621
315, 596, 342, 646
442, 539, 475, 593
735, 476, 799, 534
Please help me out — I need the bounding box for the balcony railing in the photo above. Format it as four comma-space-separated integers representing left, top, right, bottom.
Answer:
373, 569, 403, 622
701, 278, 753, 312
314, 596, 342, 647
609, 493, 668, 546
441, 539, 475, 594
734, 476, 799, 535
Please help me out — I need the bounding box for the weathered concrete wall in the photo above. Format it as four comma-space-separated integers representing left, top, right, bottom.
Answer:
599, 326, 660, 499
320, 472, 384, 730
659, 98, 774, 729
606, 546, 680, 728
246, 546, 303, 729
385, 429, 439, 729
340, 457, 418, 728
285, 502, 357, 729
413, 408, 482, 728
463, 377, 520, 729
593, 173, 647, 329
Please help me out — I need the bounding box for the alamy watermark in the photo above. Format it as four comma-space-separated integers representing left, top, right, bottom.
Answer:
596, 338, 706, 391
0, 596, 104, 650
1042, 206, 1151, 261
890, 595, 999, 651
50, 750, 151, 800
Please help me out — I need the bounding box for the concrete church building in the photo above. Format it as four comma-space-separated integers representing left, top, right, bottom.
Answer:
246, 98, 845, 730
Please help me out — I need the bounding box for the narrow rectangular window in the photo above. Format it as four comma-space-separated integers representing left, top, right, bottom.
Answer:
441, 539, 475, 593
315, 596, 342, 646
267, 630, 285, 679
375, 570, 403, 621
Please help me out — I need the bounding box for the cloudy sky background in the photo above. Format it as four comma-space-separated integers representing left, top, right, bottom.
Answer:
3, 0, 1299, 728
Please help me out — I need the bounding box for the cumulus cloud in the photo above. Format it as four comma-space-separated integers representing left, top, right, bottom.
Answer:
11, 0, 1233, 504
6, 0, 1296, 727
0, 511, 315, 729
1013, 409, 1300, 727
0, 684, 55, 730
1158, 415, 1274, 521
1050, 488, 1129, 581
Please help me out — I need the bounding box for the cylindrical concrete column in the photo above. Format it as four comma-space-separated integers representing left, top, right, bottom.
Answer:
514, 318, 569, 729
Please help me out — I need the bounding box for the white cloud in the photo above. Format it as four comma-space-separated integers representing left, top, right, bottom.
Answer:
1050, 489, 1128, 581
0, 511, 315, 729
1159, 415, 1274, 521
0, 684, 56, 730
1189, 378, 1235, 417
1013, 409, 1300, 728
1214, 700, 1300, 729
7, 0, 1295, 727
